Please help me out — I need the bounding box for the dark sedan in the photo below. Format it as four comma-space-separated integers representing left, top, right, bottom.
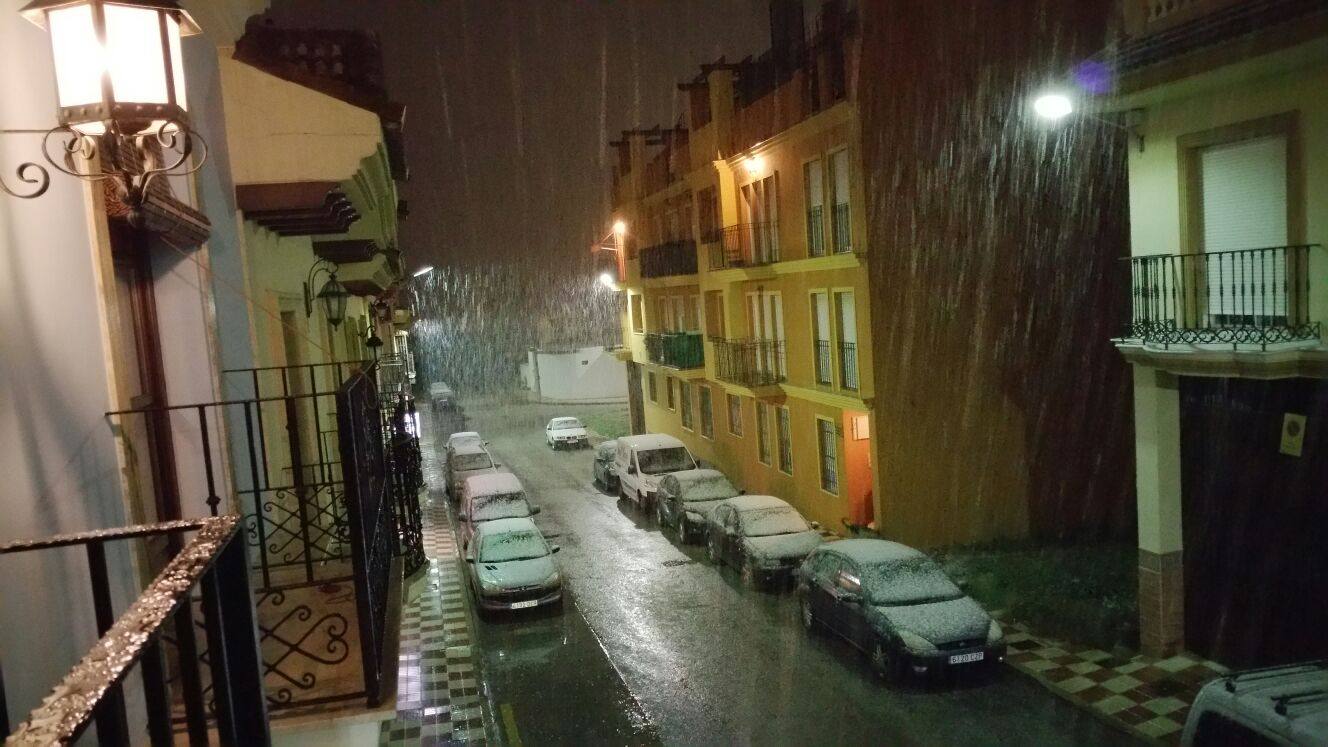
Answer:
796, 539, 1006, 681
592, 439, 618, 492
705, 495, 822, 587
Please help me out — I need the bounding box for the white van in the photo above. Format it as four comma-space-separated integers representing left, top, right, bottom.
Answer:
614, 434, 697, 510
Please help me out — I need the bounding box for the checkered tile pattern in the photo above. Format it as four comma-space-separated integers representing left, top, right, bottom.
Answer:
379, 492, 487, 745
998, 614, 1226, 743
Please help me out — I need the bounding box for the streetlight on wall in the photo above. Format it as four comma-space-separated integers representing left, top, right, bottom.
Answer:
1, 0, 208, 216
1032, 92, 1074, 121
303, 259, 351, 329
1031, 87, 1146, 151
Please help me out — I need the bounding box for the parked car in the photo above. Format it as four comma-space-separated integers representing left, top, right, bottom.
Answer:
446, 431, 483, 452
704, 495, 822, 586
458, 472, 539, 551
592, 439, 618, 492
464, 517, 563, 618
1180, 661, 1328, 746
795, 539, 1006, 681
446, 440, 498, 500
546, 417, 589, 449
655, 469, 740, 544
614, 434, 697, 510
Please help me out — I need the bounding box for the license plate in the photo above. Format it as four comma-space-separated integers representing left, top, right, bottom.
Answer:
948, 651, 984, 665
509, 600, 538, 610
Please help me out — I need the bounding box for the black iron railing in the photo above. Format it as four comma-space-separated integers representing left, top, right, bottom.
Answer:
640, 240, 699, 278
807, 206, 825, 257
0, 516, 268, 746
814, 339, 832, 385
839, 341, 859, 390
832, 203, 851, 254
645, 331, 705, 369
1122, 245, 1321, 350
706, 222, 780, 270
713, 338, 786, 387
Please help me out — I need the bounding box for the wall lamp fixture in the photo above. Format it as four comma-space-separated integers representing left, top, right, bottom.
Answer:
303, 258, 351, 329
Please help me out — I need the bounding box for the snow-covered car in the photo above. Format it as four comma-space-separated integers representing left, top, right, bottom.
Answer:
655, 469, 740, 544
795, 539, 1006, 681
545, 417, 589, 449
458, 472, 540, 552
464, 517, 563, 618
446, 440, 498, 501
446, 431, 483, 452
592, 439, 618, 491
614, 434, 697, 510
1180, 661, 1328, 746
704, 495, 822, 586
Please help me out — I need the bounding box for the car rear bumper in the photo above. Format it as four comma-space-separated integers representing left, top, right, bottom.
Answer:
476, 587, 563, 612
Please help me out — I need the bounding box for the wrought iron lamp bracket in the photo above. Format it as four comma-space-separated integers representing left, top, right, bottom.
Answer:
303, 258, 340, 318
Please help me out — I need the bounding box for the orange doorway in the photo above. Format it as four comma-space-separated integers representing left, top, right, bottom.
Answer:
842, 410, 874, 529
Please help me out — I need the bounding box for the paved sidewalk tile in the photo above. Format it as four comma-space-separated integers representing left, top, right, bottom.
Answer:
994, 613, 1227, 745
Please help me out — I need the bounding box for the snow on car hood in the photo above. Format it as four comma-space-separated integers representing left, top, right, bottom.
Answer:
477, 555, 557, 589
744, 530, 823, 560
551, 427, 588, 438
871, 596, 989, 645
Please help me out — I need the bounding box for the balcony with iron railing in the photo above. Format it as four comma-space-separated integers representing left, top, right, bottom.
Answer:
807, 206, 826, 257
713, 338, 786, 388
838, 341, 860, 390
831, 203, 852, 254
1119, 244, 1323, 353
640, 240, 699, 279
814, 339, 833, 385
706, 222, 780, 270
645, 331, 705, 369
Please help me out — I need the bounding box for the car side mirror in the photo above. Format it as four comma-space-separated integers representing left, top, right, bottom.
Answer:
531, 506, 542, 515
465, 557, 475, 564
627, 465, 638, 475
810, 521, 821, 530
458, 512, 468, 521
494, 462, 503, 468
551, 545, 561, 554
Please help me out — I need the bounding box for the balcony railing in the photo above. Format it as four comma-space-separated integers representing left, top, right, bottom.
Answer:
832, 203, 852, 254
807, 206, 826, 257
640, 240, 699, 278
713, 338, 786, 387
1122, 245, 1321, 350
814, 339, 832, 385
0, 516, 268, 745
645, 331, 705, 369
839, 341, 859, 390
706, 222, 780, 270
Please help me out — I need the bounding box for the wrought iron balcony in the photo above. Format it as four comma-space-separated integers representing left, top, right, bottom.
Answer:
713, 338, 786, 387
1121, 245, 1322, 350
706, 222, 780, 270
807, 206, 826, 257
645, 331, 705, 369
640, 240, 699, 278
839, 341, 859, 390
832, 203, 852, 254
0, 516, 268, 745
814, 339, 833, 385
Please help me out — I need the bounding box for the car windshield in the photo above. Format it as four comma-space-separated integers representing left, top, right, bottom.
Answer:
452, 453, 493, 471
740, 506, 809, 537
471, 493, 531, 521
552, 418, 582, 429
479, 529, 548, 563
861, 557, 964, 606
682, 475, 738, 502
637, 447, 694, 475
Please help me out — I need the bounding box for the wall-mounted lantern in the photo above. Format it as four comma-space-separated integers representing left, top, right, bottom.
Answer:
1, 0, 208, 216
304, 259, 351, 329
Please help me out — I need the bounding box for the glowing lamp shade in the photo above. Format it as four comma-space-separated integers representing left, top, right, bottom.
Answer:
22, 0, 200, 135
612, 220, 626, 235
317, 275, 352, 329
598, 271, 616, 289
1033, 93, 1074, 121
743, 155, 765, 176
412, 264, 435, 277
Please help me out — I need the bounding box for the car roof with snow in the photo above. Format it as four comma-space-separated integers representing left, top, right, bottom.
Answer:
473, 516, 540, 537
664, 469, 738, 497
464, 472, 523, 497
448, 431, 481, 445
618, 433, 685, 451
549, 417, 582, 427
429, 383, 454, 396
1190, 661, 1328, 742
451, 440, 490, 456
594, 439, 617, 456
722, 494, 791, 513
822, 539, 926, 566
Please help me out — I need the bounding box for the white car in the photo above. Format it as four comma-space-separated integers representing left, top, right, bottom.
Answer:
545, 417, 589, 450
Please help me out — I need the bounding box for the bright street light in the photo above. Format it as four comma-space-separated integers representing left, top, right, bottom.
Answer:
1033, 93, 1074, 121
612, 219, 626, 235
598, 271, 617, 289
413, 264, 435, 277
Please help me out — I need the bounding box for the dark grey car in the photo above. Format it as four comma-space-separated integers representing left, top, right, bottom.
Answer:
592, 439, 618, 492
655, 468, 739, 544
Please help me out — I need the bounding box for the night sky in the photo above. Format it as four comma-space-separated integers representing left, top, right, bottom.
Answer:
264, 0, 772, 272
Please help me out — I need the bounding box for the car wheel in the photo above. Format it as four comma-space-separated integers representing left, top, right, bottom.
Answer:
707, 533, 722, 565
870, 641, 897, 682
800, 595, 818, 633
654, 501, 666, 528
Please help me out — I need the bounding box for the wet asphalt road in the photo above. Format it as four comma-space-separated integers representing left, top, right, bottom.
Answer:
449, 398, 1138, 746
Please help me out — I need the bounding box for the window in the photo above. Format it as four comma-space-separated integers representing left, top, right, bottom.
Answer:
727, 394, 743, 436
704, 290, 725, 339
756, 401, 771, 465
776, 407, 792, 474
630, 294, 644, 333
835, 291, 858, 391
699, 386, 714, 438
666, 376, 675, 410
647, 371, 657, 403
697, 186, 720, 240
740, 174, 779, 263
830, 149, 851, 253
811, 291, 831, 385
817, 418, 838, 494
680, 382, 693, 429
804, 158, 825, 257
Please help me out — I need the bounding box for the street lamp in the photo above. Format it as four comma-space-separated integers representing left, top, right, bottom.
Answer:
0, 0, 208, 209
612, 219, 626, 236
598, 271, 616, 290
412, 264, 435, 278
1032, 92, 1074, 121
304, 259, 351, 329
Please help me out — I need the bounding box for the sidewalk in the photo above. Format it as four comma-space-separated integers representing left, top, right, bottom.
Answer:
997, 614, 1227, 744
